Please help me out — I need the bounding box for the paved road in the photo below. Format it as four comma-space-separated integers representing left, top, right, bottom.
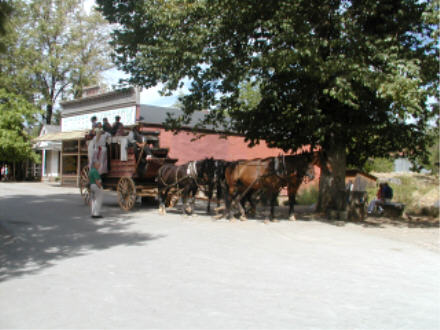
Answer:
1, 183, 439, 329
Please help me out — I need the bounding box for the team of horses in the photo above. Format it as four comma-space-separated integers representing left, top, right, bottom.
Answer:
156, 151, 325, 221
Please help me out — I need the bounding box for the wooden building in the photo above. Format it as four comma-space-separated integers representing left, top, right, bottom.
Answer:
36, 86, 322, 189
345, 169, 377, 191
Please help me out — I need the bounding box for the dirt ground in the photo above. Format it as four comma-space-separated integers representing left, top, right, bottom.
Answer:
1, 183, 439, 329
271, 204, 440, 254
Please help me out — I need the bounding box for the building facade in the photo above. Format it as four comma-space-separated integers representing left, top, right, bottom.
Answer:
34, 125, 61, 181
36, 87, 321, 190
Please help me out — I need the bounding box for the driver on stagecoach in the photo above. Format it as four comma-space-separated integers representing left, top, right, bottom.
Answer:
127, 123, 154, 176
127, 123, 153, 161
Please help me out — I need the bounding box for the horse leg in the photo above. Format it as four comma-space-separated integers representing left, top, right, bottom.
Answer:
181, 185, 194, 215
158, 188, 167, 215
214, 182, 226, 213
206, 183, 213, 214
288, 193, 296, 221
190, 184, 198, 216
288, 185, 297, 221
216, 183, 222, 208
224, 189, 232, 220
224, 186, 238, 221
244, 191, 256, 217
235, 193, 247, 221
269, 192, 279, 222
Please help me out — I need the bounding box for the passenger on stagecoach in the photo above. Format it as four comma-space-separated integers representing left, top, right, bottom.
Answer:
111, 115, 124, 136
91, 124, 111, 175
102, 117, 112, 134
91, 116, 98, 129
87, 116, 98, 168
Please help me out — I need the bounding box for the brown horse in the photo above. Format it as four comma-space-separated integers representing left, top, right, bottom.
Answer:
223, 152, 323, 221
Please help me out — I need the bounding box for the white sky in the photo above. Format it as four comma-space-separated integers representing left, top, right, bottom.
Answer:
84, 0, 183, 107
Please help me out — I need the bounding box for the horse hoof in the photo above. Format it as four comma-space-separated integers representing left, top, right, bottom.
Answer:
229, 218, 236, 223
289, 215, 296, 221
240, 216, 247, 221
271, 219, 280, 223
264, 219, 270, 224
213, 214, 223, 220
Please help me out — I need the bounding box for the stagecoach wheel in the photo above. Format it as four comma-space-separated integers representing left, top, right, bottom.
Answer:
117, 177, 137, 211
79, 165, 90, 205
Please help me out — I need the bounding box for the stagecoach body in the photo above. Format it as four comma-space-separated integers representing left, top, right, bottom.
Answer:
79, 128, 177, 210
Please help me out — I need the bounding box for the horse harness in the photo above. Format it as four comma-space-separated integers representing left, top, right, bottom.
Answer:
159, 161, 199, 190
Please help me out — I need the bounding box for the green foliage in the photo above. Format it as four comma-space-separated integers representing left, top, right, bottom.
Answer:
97, 0, 438, 171
0, 0, 13, 51
364, 158, 394, 173
295, 187, 319, 206
0, 88, 41, 162
0, 0, 112, 124
238, 81, 262, 110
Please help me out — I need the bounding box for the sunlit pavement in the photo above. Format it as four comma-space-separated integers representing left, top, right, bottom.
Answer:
1, 183, 439, 329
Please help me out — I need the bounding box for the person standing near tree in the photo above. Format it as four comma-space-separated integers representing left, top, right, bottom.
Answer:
89, 161, 104, 218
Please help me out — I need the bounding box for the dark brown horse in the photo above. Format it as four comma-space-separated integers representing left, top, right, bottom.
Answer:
157, 158, 216, 215
223, 152, 324, 221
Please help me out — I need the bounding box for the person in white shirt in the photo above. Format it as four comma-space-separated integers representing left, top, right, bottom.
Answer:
91, 125, 110, 174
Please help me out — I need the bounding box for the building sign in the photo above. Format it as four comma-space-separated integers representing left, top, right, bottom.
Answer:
61, 106, 136, 132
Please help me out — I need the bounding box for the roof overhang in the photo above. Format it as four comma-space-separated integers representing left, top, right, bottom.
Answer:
33, 141, 62, 151
33, 130, 87, 142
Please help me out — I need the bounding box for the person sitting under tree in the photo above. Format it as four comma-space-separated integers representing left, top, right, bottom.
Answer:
368, 182, 393, 215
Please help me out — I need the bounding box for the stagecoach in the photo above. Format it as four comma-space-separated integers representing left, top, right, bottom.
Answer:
78, 126, 177, 211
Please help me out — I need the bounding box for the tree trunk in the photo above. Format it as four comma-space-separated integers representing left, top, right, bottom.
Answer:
317, 142, 347, 213
46, 103, 53, 124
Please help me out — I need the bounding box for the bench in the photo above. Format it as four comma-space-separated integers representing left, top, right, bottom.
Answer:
379, 201, 405, 218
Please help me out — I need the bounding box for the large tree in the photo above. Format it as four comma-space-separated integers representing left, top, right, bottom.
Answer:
0, 88, 40, 163
0, 0, 13, 47
97, 0, 438, 210
0, 1, 40, 164
4, 0, 112, 124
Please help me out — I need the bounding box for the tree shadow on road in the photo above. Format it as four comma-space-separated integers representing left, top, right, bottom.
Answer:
0, 193, 164, 282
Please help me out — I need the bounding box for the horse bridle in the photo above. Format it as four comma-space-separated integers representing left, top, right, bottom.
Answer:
274, 155, 314, 185
272, 155, 289, 183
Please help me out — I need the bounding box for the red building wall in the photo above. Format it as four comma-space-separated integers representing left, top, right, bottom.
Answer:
143, 126, 320, 192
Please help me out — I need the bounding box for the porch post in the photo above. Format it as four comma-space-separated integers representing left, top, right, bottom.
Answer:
42, 149, 46, 177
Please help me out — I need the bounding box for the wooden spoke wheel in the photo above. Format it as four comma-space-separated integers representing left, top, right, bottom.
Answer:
79, 165, 90, 205
117, 177, 137, 211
